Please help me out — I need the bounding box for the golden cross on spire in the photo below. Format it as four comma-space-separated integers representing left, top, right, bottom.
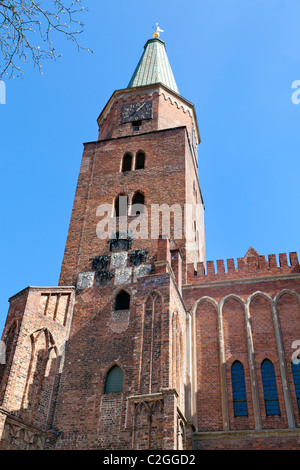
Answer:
152, 22, 164, 38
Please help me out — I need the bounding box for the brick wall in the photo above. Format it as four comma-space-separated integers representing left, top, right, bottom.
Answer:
184, 247, 300, 449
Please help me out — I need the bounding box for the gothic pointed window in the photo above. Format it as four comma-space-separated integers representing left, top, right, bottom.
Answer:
114, 194, 128, 217
114, 290, 130, 310
131, 191, 144, 215
261, 359, 280, 415
122, 153, 132, 172
291, 361, 300, 413
135, 152, 145, 170
231, 361, 248, 416
105, 365, 123, 393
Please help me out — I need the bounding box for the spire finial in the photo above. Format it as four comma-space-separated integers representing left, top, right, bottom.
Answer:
152, 22, 164, 38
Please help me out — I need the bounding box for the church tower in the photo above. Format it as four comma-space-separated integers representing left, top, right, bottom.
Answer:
59, 31, 205, 288
0, 29, 205, 450
52, 29, 205, 450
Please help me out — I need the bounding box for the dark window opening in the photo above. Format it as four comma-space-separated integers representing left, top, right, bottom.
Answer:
132, 121, 141, 132
135, 152, 145, 170
122, 154, 132, 172
115, 290, 130, 310
131, 191, 145, 215
114, 194, 128, 217
105, 365, 123, 393
261, 359, 280, 416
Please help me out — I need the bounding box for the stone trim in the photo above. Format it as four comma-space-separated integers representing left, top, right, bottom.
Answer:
183, 272, 300, 289
193, 428, 300, 441
128, 388, 179, 403
9, 286, 75, 302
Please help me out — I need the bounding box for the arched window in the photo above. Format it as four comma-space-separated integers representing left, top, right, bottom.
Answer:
135, 152, 145, 170
122, 153, 132, 172
292, 361, 300, 413
105, 365, 123, 393
114, 194, 128, 217
114, 290, 130, 310
231, 361, 248, 416
261, 359, 280, 415
131, 191, 145, 215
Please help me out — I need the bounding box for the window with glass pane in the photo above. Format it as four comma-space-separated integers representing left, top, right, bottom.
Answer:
261, 359, 280, 415
231, 361, 248, 416
105, 366, 123, 393
292, 361, 300, 413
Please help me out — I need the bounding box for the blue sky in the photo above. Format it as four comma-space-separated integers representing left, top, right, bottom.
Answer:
0, 0, 299, 334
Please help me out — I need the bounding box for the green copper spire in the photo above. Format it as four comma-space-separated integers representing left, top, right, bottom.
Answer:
128, 37, 179, 94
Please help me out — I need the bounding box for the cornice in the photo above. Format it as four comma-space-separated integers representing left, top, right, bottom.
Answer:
183, 272, 300, 290
8, 285, 75, 302
193, 428, 300, 441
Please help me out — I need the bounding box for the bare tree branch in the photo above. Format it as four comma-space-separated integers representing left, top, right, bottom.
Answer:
0, 0, 90, 78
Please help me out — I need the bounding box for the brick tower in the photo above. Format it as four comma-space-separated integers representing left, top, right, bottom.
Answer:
1, 30, 300, 451
0, 30, 204, 450
52, 31, 204, 450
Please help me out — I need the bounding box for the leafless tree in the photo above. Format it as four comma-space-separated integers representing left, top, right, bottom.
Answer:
0, 0, 90, 78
